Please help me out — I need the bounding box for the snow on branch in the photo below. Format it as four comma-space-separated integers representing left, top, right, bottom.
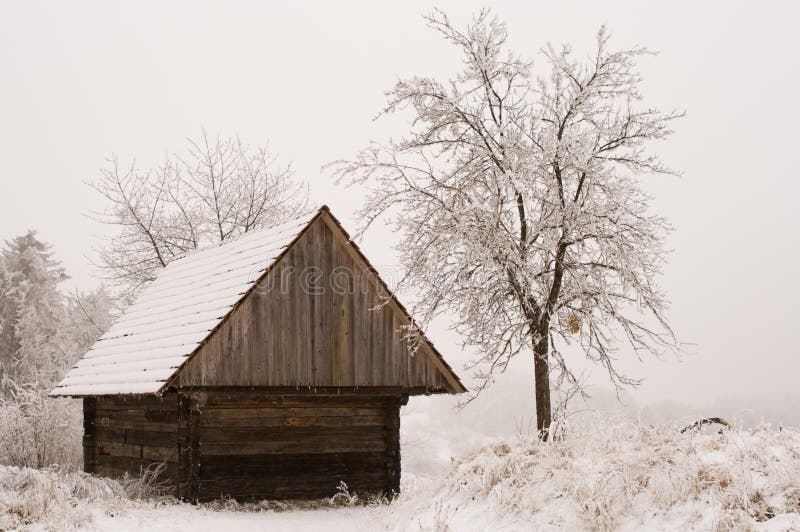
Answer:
330, 10, 683, 429
90, 131, 309, 300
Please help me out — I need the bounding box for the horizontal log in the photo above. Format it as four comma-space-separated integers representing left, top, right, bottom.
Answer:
199, 394, 396, 409
94, 455, 178, 479
197, 425, 385, 443
174, 386, 416, 397
94, 438, 177, 461
200, 451, 389, 477
94, 426, 185, 448
95, 396, 177, 411
89, 418, 178, 433
200, 407, 386, 420
199, 414, 387, 429
142, 445, 178, 462
96, 440, 143, 459
201, 464, 388, 481
94, 409, 179, 424
200, 438, 386, 456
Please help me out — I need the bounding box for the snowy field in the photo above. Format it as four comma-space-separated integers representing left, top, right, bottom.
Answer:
3, 409, 800, 532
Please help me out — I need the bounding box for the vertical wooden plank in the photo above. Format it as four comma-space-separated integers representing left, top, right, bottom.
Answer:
310, 221, 322, 385
408, 333, 419, 387
347, 262, 356, 386
289, 238, 302, 384
266, 283, 275, 387
359, 284, 369, 386
282, 260, 293, 387
369, 295, 379, 386
421, 345, 431, 388
354, 266, 368, 386
344, 248, 355, 386
383, 306, 393, 385
290, 245, 301, 385
235, 299, 247, 386
273, 263, 285, 386
236, 303, 245, 384
321, 221, 334, 383
332, 254, 353, 386
395, 316, 404, 386
309, 257, 319, 386
302, 221, 312, 385
264, 270, 275, 387
401, 323, 410, 387
251, 288, 265, 387
373, 295, 384, 386
302, 230, 314, 385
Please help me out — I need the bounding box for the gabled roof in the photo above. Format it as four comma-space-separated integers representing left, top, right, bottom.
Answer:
51, 206, 465, 397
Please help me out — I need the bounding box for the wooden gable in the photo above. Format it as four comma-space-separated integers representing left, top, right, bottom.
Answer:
170, 209, 464, 394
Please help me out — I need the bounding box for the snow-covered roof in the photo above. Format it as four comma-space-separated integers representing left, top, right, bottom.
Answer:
51, 208, 322, 397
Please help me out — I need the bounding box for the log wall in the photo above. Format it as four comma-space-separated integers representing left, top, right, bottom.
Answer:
83, 395, 183, 493
191, 392, 401, 501
83, 391, 402, 502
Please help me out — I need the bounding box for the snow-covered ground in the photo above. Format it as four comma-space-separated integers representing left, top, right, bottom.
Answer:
90, 505, 378, 532
4, 411, 800, 532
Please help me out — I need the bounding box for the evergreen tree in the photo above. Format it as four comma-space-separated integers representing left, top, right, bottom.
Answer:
0, 232, 73, 393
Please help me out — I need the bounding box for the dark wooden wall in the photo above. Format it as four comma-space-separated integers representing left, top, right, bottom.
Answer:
190, 391, 400, 501
172, 214, 459, 392
84, 391, 402, 502
83, 395, 183, 492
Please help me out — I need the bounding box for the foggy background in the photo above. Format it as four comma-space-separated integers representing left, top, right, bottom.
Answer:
2, 1, 799, 431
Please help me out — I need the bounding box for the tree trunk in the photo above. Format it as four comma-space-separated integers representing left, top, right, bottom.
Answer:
533, 333, 552, 440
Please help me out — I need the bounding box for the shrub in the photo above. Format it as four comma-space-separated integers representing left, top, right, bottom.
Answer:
0, 465, 124, 530
0, 384, 82, 471
0, 461, 173, 529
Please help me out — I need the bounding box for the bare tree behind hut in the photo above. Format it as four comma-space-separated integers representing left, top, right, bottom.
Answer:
92, 131, 309, 299
332, 10, 683, 437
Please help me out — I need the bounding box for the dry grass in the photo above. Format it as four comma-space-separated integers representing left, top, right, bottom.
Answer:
0, 463, 172, 530
202, 481, 390, 514
383, 416, 800, 531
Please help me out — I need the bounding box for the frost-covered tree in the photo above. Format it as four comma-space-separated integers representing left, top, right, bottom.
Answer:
92, 131, 309, 299
0, 233, 113, 394
0, 233, 67, 393
60, 287, 115, 373
0, 234, 60, 392
333, 10, 682, 437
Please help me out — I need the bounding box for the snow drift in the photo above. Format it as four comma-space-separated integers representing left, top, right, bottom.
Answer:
384, 418, 800, 531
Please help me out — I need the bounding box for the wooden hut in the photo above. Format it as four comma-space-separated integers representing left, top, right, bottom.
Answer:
51, 206, 465, 501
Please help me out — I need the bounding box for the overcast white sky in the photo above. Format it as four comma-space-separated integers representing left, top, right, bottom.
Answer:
1, 1, 799, 411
